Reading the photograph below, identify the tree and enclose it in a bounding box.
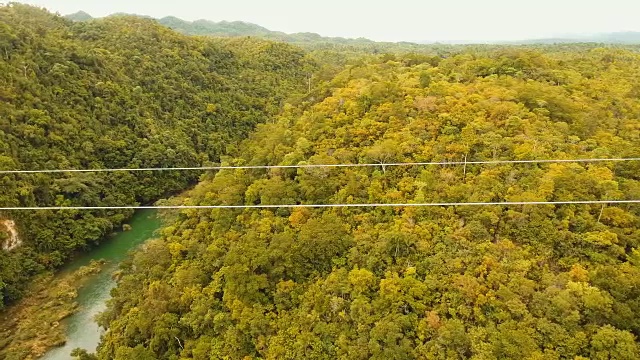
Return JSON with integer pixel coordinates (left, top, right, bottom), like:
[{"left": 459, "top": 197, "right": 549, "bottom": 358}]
[{"left": 365, "top": 139, "right": 401, "bottom": 173}]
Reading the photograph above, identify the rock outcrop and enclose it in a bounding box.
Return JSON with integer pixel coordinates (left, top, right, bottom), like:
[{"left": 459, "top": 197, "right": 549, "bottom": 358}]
[{"left": 1, "top": 220, "right": 21, "bottom": 251}]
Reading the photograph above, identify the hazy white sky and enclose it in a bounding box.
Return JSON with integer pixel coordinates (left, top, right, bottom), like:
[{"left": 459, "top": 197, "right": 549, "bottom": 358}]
[{"left": 12, "top": 0, "right": 640, "bottom": 42}]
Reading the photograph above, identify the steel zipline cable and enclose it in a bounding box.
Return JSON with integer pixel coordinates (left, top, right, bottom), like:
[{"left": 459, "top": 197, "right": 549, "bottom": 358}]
[
  {"left": 0, "top": 157, "right": 638, "bottom": 174},
  {"left": 0, "top": 200, "right": 638, "bottom": 211},
  {"left": 0, "top": 158, "right": 637, "bottom": 211}
]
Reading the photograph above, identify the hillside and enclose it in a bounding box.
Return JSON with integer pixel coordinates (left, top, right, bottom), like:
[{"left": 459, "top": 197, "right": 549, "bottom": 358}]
[
  {"left": 155, "top": 16, "right": 380, "bottom": 46},
  {"left": 95, "top": 49, "right": 640, "bottom": 358},
  {"left": 65, "top": 11, "right": 378, "bottom": 44},
  {"left": 64, "top": 12, "right": 427, "bottom": 53},
  {"left": 0, "top": 3, "right": 309, "bottom": 310}
]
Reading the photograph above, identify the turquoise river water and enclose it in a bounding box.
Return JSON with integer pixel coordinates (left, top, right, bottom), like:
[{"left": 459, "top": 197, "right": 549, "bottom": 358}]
[{"left": 41, "top": 209, "right": 161, "bottom": 359}]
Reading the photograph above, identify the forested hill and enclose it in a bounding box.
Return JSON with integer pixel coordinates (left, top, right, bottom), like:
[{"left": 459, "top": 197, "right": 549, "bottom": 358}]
[
  {"left": 97, "top": 50, "right": 640, "bottom": 359},
  {"left": 0, "top": 3, "right": 309, "bottom": 309},
  {"left": 156, "top": 16, "right": 382, "bottom": 47},
  {"left": 65, "top": 11, "right": 382, "bottom": 46},
  {"left": 64, "top": 11, "right": 450, "bottom": 53}
]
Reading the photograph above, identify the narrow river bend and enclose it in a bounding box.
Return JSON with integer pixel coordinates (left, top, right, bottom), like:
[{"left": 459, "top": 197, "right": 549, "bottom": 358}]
[{"left": 42, "top": 209, "right": 161, "bottom": 360}]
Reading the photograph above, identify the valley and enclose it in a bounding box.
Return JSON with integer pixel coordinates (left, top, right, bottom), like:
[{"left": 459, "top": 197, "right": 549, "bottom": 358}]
[{"left": 1, "top": 3, "right": 640, "bottom": 359}]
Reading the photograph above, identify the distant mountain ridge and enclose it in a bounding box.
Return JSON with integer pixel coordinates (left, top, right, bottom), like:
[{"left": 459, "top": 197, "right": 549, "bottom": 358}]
[
  {"left": 158, "top": 16, "right": 381, "bottom": 46},
  {"left": 64, "top": 11, "right": 378, "bottom": 46},
  {"left": 64, "top": 11, "right": 640, "bottom": 45},
  {"left": 64, "top": 10, "right": 92, "bottom": 22},
  {"left": 504, "top": 31, "right": 640, "bottom": 45},
  {"left": 159, "top": 16, "right": 276, "bottom": 37}
]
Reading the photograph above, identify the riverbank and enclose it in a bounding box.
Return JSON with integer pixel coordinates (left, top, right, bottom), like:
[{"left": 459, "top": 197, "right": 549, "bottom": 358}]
[
  {"left": 0, "top": 261, "right": 104, "bottom": 360},
  {"left": 0, "top": 209, "right": 162, "bottom": 360}
]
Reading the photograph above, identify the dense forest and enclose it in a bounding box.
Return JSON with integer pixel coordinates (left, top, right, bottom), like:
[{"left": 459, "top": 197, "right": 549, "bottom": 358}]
[
  {"left": 93, "top": 45, "right": 640, "bottom": 358},
  {"left": 2, "top": 3, "right": 640, "bottom": 360},
  {"left": 0, "top": 3, "right": 309, "bottom": 309}
]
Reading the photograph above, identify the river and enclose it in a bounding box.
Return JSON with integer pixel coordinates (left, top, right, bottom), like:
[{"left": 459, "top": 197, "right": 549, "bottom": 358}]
[{"left": 41, "top": 209, "right": 162, "bottom": 360}]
